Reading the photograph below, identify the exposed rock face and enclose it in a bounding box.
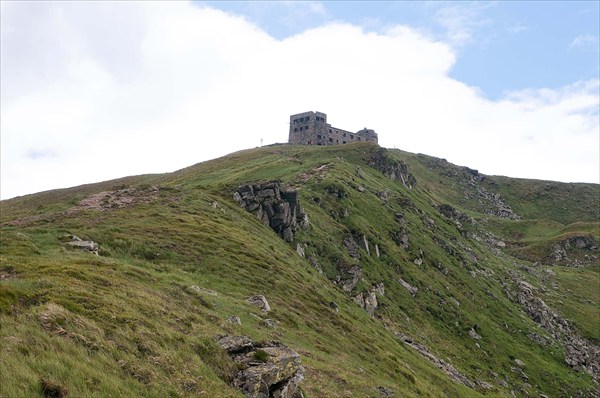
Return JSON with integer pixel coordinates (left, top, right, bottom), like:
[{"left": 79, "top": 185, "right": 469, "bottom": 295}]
[
  {"left": 516, "top": 281, "right": 600, "bottom": 382},
  {"left": 551, "top": 235, "right": 598, "bottom": 266},
  {"left": 62, "top": 235, "right": 99, "bottom": 255},
  {"left": 391, "top": 230, "right": 409, "bottom": 250},
  {"left": 420, "top": 156, "right": 519, "bottom": 219},
  {"left": 354, "top": 283, "right": 384, "bottom": 315},
  {"left": 337, "top": 264, "right": 362, "bottom": 292},
  {"left": 234, "top": 182, "right": 309, "bottom": 242},
  {"left": 370, "top": 148, "right": 416, "bottom": 189},
  {"left": 217, "top": 335, "right": 305, "bottom": 398},
  {"left": 246, "top": 295, "right": 271, "bottom": 313},
  {"left": 353, "top": 291, "right": 378, "bottom": 315},
  {"left": 343, "top": 236, "right": 361, "bottom": 259}
]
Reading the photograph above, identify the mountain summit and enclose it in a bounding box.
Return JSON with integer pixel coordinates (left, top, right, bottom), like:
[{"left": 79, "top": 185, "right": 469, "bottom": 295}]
[{"left": 1, "top": 142, "right": 598, "bottom": 397}]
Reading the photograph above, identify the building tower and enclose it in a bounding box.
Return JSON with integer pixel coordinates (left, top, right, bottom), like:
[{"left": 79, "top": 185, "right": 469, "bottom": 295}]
[{"left": 288, "top": 111, "right": 378, "bottom": 146}]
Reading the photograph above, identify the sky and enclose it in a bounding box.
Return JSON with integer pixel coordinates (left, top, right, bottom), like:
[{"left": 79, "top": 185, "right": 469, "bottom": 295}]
[{"left": 1, "top": 1, "right": 599, "bottom": 200}]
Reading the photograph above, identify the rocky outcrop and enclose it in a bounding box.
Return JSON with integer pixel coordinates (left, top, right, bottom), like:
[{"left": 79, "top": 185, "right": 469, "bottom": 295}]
[
  {"left": 61, "top": 235, "right": 99, "bottom": 255},
  {"left": 246, "top": 295, "right": 271, "bottom": 313},
  {"left": 419, "top": 156, "right": 519, "bottom": 219},
  {"left": 343, "top": 236, "right": 361, "bottom": 259},
  {"left": 217, "top": 335, "right": 305, "bottom": 398},
  {"left": 336, "top": 264, "right": 362, "bottom": 292},
  {"left": 234, "top": 182, "right": 309, "bottom": 242},
  {"left": 395, "top": 333, "right": 476, "bottom": 389},
  {"left": 551, "top": 235, "right": 598, "bottom": 266},
  {"left": 370, "top": 148, "right": 416, "bottom": 189},
  {"left": 398, "top": 278, "right": 418, "bottom": 297},
  {"left": 516, "top": 281, "right": 600, "bottom": 382},
  {"left": 391, "top": 230, "right": 409, "bottom": 250},
  {"left": 353, "top": 283, "right": 384, "bottom": 315}
]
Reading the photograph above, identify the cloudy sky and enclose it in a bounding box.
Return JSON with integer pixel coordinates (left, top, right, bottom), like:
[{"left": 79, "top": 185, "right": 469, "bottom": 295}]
[{"left": 1, "top": 1, "right": 598, "bottom": 199}]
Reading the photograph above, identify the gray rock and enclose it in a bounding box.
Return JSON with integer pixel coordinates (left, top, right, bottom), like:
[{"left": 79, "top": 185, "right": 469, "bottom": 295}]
[
  {"left": 360, "top": 235, "right": 370, "bottom": 255},
  {"left": 227, "top": 316, "right": 242, "bottom": 325},
  {"left": 343, "top": 237, "right": 360, "bottom": 259},
  {"left": 395, "top": 333, "right": 476, "bottom": 388},
  {"left": 377, "top": 189, "right": 391, "bottom": 202},
  {"left": 296, "top": 243, "right": 305, "bottom": 258},
  {"left": 370, "top": 148, "right": 416, "bottom": 189},
  {"left": 217, "top": 335, "right": 255, "bottom": 353},
  {"left": 64, "top": 235, "right": 99, "bottom": 255},
  {"left": 372, "top": 282, "right": 385, "bottom": 296},
  {"left": 515, "top": 279, "right": 600, "bottom": 382},
  {"left": 391, "top": 230, "right": 409, "bottom": 249},
  {"left": 469, "top": 328, "right": 482, "bottom": 340},
  {"left": 308, "top": 256, "right": 323, "bottom": 274},
  {"left": 217, "top": 336, "right": 305, "bottom": 398},
  {"left": 354, "top": 283, "right": 385, "bottom": 315},
  {"left": 235, "top": 182, "right": 308, "bottom": 242},
  {"left": 339, "top": 264, "right": 362, "bottom": 292},
  {"left": 189, "top": 285, "right": 218, "bottom": 295},
  {"left": 353, "top": 291, "right": 378, "bottom": 315},
  {"left": 246, "top": 295, "right": 271, "bottom": 313},
  {"left": 398, "top": 278, "right": 418, "bottom": 297},
  {"left": 261, "top": 319, "right": 278, "bottom": 329},
  {"left": 376, "top": 386, "right": 395, "bottom": 397},
  {"left": 514, "top": 359, "right": 525, "bottom": 367}
]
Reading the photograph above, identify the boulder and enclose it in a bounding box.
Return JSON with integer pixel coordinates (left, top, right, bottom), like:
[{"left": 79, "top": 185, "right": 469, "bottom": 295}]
[
  {"left": 246, "top": 295, "right": 271, "bottom": 313},
  {"left": 353, "top": 291, "right": 378, "bottom": 315},
  {"left": 296, "top": 243, "right": 305, "bottom": 258},
  {"left": 354, "top": 283, "right": 385, "bottom": 315},
  {"left": 468, "top": 328, "right": 482, "bottom": 340},
  {"left": 398, "top": 278, "right": 418, "bottom": 297},
  {"left": 217, "top": 336, "right": 305, "bottom": 398},
  {"left": 63, "top": 235, "right": 99, "bottom": 255}
]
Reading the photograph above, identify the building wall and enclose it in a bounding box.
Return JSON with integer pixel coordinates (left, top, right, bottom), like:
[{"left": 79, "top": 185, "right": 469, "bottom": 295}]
[{"left": 289, "top": 111, "right": 378, "bottom": 146}]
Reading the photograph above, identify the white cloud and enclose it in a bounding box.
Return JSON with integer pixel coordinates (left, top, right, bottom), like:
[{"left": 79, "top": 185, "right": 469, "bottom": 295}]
[
  {"left": 1, "top": 1, "right": 598, "bottom": 199},
  {"left": 570, "top": 34, "right": 599, "bottom": 51},
  {"left": 507, "top": 24, "right": 530, "bottom": 34},
  {"left": 432, "top": 2, "right": 495, "bottom": 46}
]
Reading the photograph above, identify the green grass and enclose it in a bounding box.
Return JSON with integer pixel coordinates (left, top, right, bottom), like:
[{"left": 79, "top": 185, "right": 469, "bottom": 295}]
[{"left": 1, "top": 142, "right": 598, "bottom": 397}]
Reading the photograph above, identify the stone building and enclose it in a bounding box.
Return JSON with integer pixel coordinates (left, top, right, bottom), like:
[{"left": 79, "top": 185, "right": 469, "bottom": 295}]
[{"left": 288, "top": 111, "right": 378, "bottom": 146}]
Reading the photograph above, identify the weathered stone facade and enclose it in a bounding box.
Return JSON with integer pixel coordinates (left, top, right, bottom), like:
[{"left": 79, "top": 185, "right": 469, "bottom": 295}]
[{"left": 288, "top": 111, "right": 378, "bottom": 146}]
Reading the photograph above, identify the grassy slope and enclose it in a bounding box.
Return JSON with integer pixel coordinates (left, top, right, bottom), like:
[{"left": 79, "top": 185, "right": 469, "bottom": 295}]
[{"left": 1, "top": 142, "right": 598, "bottom": 397}]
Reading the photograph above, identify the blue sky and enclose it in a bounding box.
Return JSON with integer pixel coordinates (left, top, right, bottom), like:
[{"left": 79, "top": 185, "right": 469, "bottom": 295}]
[
  {"left": 204, "top": 1, "right": 600, "bottom": 99},
  {"left": 1, "top": 1, "right": 599, "bottom": 199}
]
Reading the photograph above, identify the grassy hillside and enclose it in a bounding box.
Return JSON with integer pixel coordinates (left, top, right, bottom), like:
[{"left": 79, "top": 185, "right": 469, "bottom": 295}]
[{"left": 1, "top": 142, "right": 598, "bottom": 397}]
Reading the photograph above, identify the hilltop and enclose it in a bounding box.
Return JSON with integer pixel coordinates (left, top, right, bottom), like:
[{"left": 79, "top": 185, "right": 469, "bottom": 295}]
[{"left": 1, "top": 142, "right": 598, "bottom": 397}]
